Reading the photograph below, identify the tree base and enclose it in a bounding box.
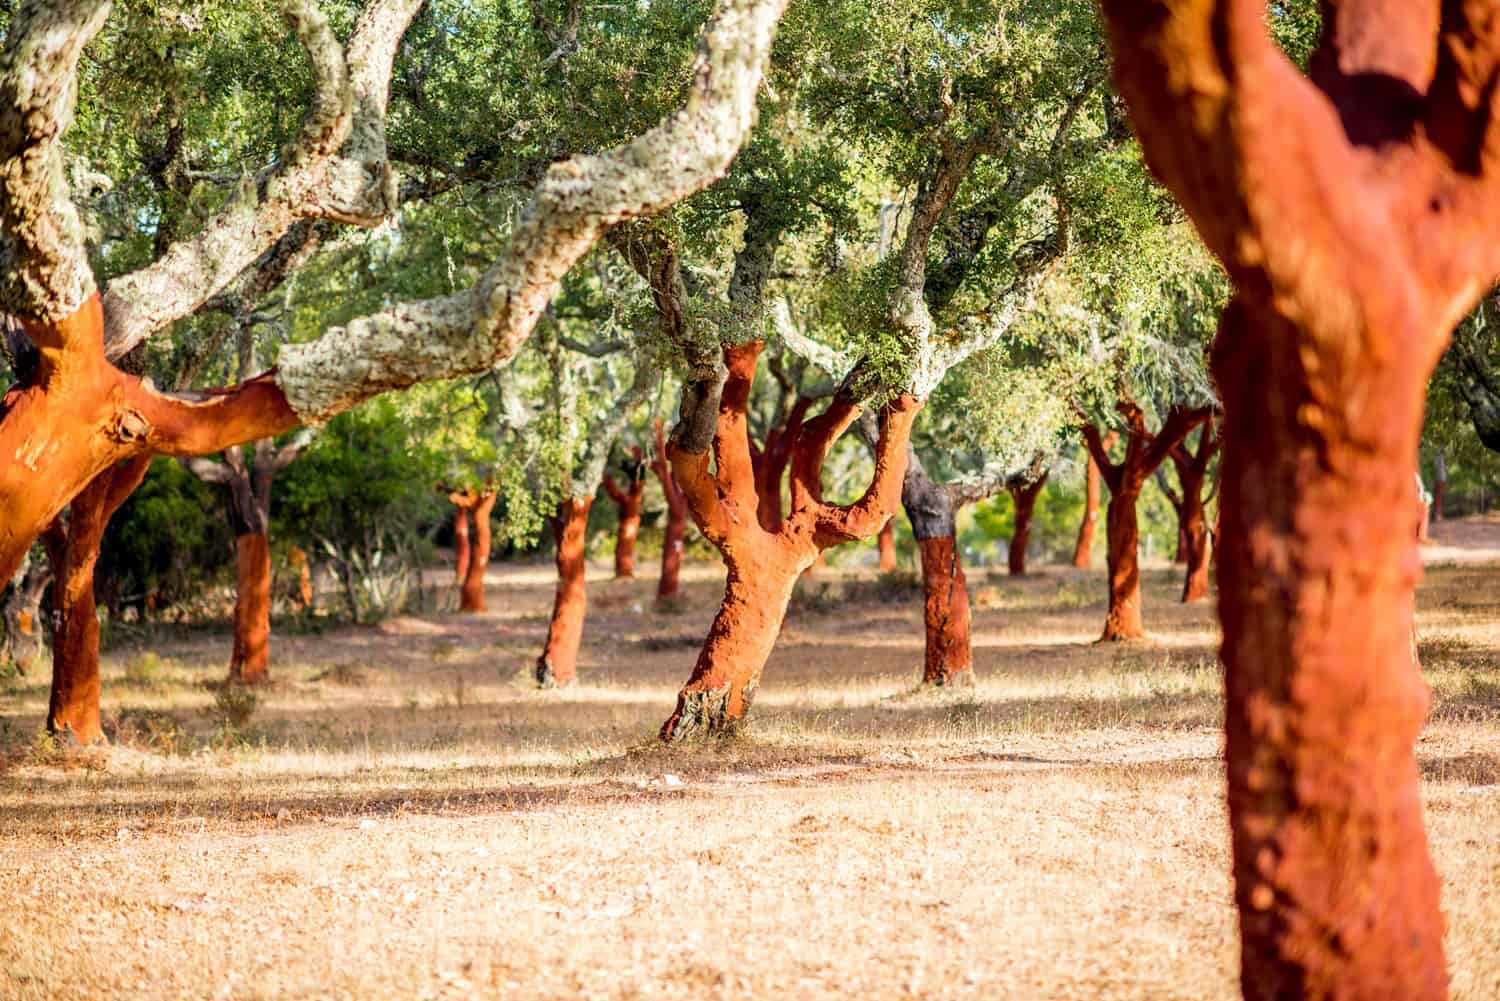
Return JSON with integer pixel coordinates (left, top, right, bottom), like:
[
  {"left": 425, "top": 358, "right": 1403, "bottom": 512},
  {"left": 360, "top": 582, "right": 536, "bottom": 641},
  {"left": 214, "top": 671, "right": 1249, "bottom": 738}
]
[
  {"left": 922, "top": 667, "right": 976, "bottom": 689},
  {"left": 534, "top": 657, "right": 576, "bottom": 690},
  {"left": 658, "top": 684, "right": 752, "bottom": 742}
]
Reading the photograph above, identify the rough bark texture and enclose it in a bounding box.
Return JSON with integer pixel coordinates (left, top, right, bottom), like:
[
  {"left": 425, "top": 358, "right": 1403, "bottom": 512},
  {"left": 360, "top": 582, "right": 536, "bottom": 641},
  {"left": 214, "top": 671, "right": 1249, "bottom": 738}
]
[
  {"left": 1072, "top": 432, "right": 1115, "bottom": 569},
  {"left": 1096, "top": 4, "right": 1465, "bottom": 995},
  {"left": 1, "top": 552, "right": 51, "bottom": 671},
  {"left": 877, "top": 518, "right": 898, "bottom": 571},
  {"left": 663, "top": 341, "right": 920, "bottom": 739},
  {"left": 535, "top": 496, "right": 592, "bottom": 688},
  {"left": 1007, "top": 473, "right": 1047, "bottom": 576},
  {"left": 603, "top": 449, "right": 646, "bottom": 580},
  {"left": 917, "top": 536, "right": 972, "bottom": 686},
  {"left": 651, "top": 420, "right": 689, "bottom": 600},
  {"left": 42, "top": 455, "right": 150, "bottom": 744},
  {"left": 0, "top": 0, "right": 788, "bottom": 583},
  {"left": 1082, "top": 404, "right": 1207, "bottom": 642}
]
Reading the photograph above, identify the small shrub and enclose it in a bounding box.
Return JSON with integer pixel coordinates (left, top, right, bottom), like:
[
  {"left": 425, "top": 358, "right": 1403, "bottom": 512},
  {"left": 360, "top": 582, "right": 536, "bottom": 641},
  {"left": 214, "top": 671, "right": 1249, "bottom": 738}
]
[
  {"left": 113, "top": 709, "right": 184, "bottom": 754},
  {"left": 207, "top": 686, "right": 258, "bottom": 744},
  {"left": 123, "top": 652, "right": 172, "bottom": 689},
  {"left": 654, "top": 594, "right": 687, "bottom": 616}
]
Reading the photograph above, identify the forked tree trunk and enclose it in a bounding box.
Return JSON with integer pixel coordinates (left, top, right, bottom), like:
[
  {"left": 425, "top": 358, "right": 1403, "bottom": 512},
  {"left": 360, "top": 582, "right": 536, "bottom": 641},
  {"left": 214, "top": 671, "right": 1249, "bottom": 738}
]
[
  {"left": 877, "top": 517, "right": 898, "bottom": 571},
  {"left": 1101, "top": 485, "right": 1145, "bottom": 641},
  {"left": 1083, "top": 405, "right": 1206, "bottom": 642},
  {"left": 1072, "top": 433, "right": 1114, "bottom": 568},
  {"left": 903, "top": 451, "right": 972, "bottom": 686},
  {"left": 451, "top": 491, "right": 496, "bottom": 613},
  {"left": 662, "top": 341, "right": 918, "bottom": 738},
  {"left": 41, "top": 457, "right": 151, "bottom": 744},
  {"left": 1007, "top": 473, "right": 1047, "bottom": 576},
  {"left": 651, "top": 421, "right": 689, "bottom": 601},
  {"left": 535, "top": 496, "right": 592, "bottom": 688}
]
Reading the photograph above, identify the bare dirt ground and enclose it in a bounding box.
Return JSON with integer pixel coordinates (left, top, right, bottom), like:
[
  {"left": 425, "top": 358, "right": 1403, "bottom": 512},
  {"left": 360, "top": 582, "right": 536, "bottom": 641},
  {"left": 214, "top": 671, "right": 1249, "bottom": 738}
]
[{"left": 2, "top": 519, "right": 1498, "bottom": 1000}]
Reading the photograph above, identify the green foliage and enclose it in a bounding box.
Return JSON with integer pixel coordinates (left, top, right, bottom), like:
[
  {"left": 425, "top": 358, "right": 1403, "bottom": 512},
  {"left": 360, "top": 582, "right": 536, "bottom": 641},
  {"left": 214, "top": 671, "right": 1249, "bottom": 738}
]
[{"left": 102, "top": 458, "right": 232, "bottom": 614}]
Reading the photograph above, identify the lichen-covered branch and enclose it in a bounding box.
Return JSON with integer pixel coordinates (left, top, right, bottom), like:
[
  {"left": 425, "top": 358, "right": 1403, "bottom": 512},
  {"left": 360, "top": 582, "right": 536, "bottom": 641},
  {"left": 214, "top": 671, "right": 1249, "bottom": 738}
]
[{"left": 278, "top": 0, "right": 791, "bottom": 422}]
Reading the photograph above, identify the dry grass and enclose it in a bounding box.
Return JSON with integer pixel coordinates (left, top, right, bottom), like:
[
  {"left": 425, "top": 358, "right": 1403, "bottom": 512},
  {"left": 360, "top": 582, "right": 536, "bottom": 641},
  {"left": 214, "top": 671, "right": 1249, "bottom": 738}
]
[{"left": 1, "top": 527, "right": 1498, "bottom": 1000}]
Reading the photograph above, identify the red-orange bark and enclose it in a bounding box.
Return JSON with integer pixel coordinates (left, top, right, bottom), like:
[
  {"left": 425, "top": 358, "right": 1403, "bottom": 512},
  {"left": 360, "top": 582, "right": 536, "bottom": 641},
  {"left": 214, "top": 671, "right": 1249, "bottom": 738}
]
[
  {"left": 877, "top": 517, "right": 898, "bottom": 571},
  {"left": 1097, "top": 7, "right": 1462, "bottom": 994},
  {"left": 1169, "top": 419, "right": 1220, "bottom": 605},
  {"left": 1083, "top": 404, "right": 1207, "bottom": 642},
  {"left": 1071, "top": 432, "right": 1115, "bottom": 569},
  {"left": 41, "top": 456, "right": 151, "bottom": 744},
  {"left": 536, "top": 495, "right": 593, "bottom": 687},
  {"left": 0, "top": 296, "right": 299, "bottom": 585},
  {"left": 917, "top": 536, "right": 972, "bottom": 685},
  {"left": 1007, "top": 474, "right": 1047, "bottom": 576},
  {"left": 450, "top": 490, "right": 496, "bottom": 613},
  {"left": 603, "top": 449, "right": 646, "bottom": 580},
  {"left": 749, "top": 396, "right": 815, "bottom": 533},
  {"left": 229, "top": 533, "right": 272, "bottom": 683},
  {"left": 650, "top": 420, "right": 689, "bottom": 600},
  {"left": 663, "top": 340, "right": 920, "bottom": 739},
  {"left": 450, "top": 497, "right": 471, "bottom": 585}
]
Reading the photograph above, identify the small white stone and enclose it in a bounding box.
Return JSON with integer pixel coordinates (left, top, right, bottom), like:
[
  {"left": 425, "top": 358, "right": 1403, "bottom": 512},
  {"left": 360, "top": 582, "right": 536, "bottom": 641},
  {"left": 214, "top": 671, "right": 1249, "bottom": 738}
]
[{"left": 662, "top": 774, "right": 684, "bottom": 788}]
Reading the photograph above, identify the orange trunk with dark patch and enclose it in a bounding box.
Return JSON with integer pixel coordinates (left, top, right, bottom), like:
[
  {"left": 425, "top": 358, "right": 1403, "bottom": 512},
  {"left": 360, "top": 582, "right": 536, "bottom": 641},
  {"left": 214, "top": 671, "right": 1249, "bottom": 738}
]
[
  {"left": 1008, "top": 474, "right": 1047, "bottom": 577},
  {"left": 917, "top": 536, "right": 972, "bottom": 686},
  {"left": 456, "top": 492, "right": 496, "bottom": 613},
  {"left": 877, "top": 518, "right": 897, "bottom": 571},
  {"left": 1101, "top": 486, "right": 1144, "bottom": 641},
  {"left": 42, "top": 456, "right": 150, "bottom": 744},
  {"left": 536, "top": 496, "right": 592, "bottom": 687},
  {"left": 229, "top": 533, "right": 272, "bottom": 683}
]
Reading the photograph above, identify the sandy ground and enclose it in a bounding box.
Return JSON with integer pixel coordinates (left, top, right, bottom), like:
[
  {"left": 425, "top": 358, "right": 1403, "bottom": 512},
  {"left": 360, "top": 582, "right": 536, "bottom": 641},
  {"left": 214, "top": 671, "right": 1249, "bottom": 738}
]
[{"left": 1, "top": 523, "right": 1498, "bottom": 1000}]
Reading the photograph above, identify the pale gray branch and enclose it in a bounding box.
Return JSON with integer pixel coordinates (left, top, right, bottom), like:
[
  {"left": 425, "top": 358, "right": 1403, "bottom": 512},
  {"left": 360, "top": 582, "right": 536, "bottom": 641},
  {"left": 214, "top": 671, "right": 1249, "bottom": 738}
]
[{"left": 275, "top": 0, "right": 790, "bottom": 423}]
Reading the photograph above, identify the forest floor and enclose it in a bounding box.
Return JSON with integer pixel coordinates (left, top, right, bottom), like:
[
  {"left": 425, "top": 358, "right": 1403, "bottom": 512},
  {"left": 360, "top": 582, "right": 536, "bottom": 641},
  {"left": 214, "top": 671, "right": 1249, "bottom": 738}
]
[{"left": 2, "top": 520, "right": 1499, "bottom": 1000}]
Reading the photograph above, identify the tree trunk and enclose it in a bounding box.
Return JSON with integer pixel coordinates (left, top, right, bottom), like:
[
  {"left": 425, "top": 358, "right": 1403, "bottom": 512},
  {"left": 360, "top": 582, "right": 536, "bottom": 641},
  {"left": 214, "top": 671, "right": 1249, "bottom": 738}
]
[
  {"left": 1101, "top": 485, "right": 1144, "bottom": 641},
  {"left": 42, "top": 457, "right": 151, "bottom": 744},
  {"left": 536, "top": 496, "right": 592, "bottom": 688},
  {"left": 903, "top": 457, "right": 972, "bottom": 685},
  {"left": 604, "top": 472, "right": 645, "bottom": 579},
  {"left": 1008, "top": 474, "right": 1047, "bottom": 576},
  {"left": 651, "top": 420, "right": 689, "bottom": 601},
  {"left": 1179, "top": 472, "right": 1210, "bottom": 603},
  {"left": 1214, "top": 300, "right": 1445, "bottom": 999},
  {"left": 2, "top": 554, "right": 51, "bottom": 671},
  {"left": 452, "top": 502, "right": 471, "bottom": 585},
  {"left": 1432, "top": 451, "right": 1446, "bottom": 522},
  {"left": 229, "top": 533, "right": 272, "bottom": 683},
  {"left": 877, "top": 517, "right": 898, "bottom": 570},
  {"left": 288, "top": 545, "right": 313, "bottom": 610},
  {"left": 917, "top": 536, "right": 973, "bottom": 686},
  {"left": 658, "top": 545, "right": 802, "bottom": 739},
  {"left": 1072, "top": 435, "right": 1112, "bottom": 569},
  {"left": 458, "top": 492, "right": 496, "bottom": 613}
]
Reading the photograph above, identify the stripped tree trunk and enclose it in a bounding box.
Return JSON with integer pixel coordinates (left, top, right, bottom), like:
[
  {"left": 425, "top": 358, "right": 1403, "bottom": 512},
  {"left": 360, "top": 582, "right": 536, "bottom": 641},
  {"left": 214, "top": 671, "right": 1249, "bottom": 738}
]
[
  {"left": 535, "top": 496, "right": 593, "bottom": 688},
  {"left": 650, "top": 420, "right": 689, "bottom": 600},
  {"left": 1, "top": 551, "right": 51, "bottom": 672},
  {"left": 1169, "top": 418, "right": 1220, "bottom": 604},
  {"left": 663, "top": 341, "right": 919, "bottom": 738},
  {"left": 1095, "top": 6, "right": 1470, "bottom": 994},
  {"left": 1007, "top": 472, "right": 1047, "bottom": 576},
  {"left": 1072, "top": 432, "right": 1115, "bottom": 568},
  {"left": 451, "top": 500, "right": 471, "bottom": 586},
  {"left": 448, "top": 490, "right": 497, "bottom": 613},
  {"left": 41, "top": 457, "right": 151, "bottom": 744},
  {"left": 603, "top": 448, "right": 646, "bottom": 580},
  {"left": 900, "top": 448, "right": 972, "bottom": 686},
  {"left": 1083, "top": 404, "right": 1208, "bottom": 642},
  {"left": 877, "top": 517, "right": 898, "bottom": 571}
]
